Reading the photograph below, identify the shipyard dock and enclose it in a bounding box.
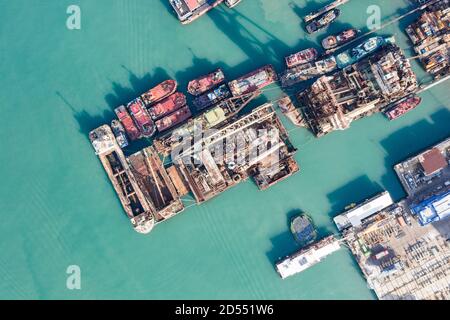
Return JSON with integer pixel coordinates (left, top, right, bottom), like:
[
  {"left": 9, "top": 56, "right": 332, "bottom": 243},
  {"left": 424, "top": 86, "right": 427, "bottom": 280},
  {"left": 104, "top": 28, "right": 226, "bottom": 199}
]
[
  {"left": 298, "top": 42, "right": 418, "bottom": 137},
  {"left": 338, "top": 137, "right": 450, "bottom": 300}
]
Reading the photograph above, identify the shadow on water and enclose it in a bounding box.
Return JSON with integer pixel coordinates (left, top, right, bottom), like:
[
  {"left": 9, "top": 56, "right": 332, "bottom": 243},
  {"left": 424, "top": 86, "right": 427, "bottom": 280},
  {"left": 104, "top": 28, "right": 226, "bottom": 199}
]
[
  {"left": 104, "top": 66, "right": 171, "bottom": 109},
  {"left": 326, "top": 175, "right": 384, "bottom": 220},
  {"left": 208, "top": 5, "right": 320, "bottom": 72},
  {"left": 266, "top": 209, "right": 331, "bottom": 265}
]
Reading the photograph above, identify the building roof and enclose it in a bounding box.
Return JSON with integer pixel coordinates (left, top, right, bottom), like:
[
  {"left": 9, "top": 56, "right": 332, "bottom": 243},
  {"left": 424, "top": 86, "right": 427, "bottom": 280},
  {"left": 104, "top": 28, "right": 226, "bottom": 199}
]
[
  {"left": 334, "top": 191, "right": 394, "bottom": 231},
  {"left": 420, "top": 148, "right": 447, "bottom": 176}
]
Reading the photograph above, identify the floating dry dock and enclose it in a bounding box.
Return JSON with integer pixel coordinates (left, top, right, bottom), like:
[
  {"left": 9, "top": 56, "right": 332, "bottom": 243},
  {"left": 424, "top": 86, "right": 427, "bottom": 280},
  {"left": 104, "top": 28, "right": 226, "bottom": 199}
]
[
  {"left": 89, "top": 125, "right": 156, "bottom": 233},
  {"left": 91, "top": 102, "right": 299, "bottom": 233},
  {"left": 173, "top": 103, "right": 299, "bottom": 202}
]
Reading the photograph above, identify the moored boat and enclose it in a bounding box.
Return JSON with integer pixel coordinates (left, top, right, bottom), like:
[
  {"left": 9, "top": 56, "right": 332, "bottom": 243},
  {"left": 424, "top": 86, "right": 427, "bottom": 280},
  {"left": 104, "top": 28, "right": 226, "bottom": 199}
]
[
  {"left": 384, "top": 95, "right": 422, "bottom": 120},
  {"left": 228, "top": 65, "right": 277, "bottom": 96},
  {"left": 147, "top": 92, "right": 187, "bottom": 120},
  {"left": 156, "top": 106, "right": 192, "bottom": 132},
  {"left": 335, "top": 36, "right": 394, "bottom": 69},
  {"left": 169, "top": 0, "right": 224, "bottom": 25},
  {"left": 193, "top": 84, "right": 232, "bottom": 111},
  {"left": 305, "top": 9, "right": 340, "bottom": 34},
  {"left": 225, "top": 0, "right": 242, "bottom": 8},
  {"left": 290, "top": 213, "right": 318, "bottom": 247},
  {"left": 281, "top": 56, "right": 337, "bottom": 87},
  {"left": 188, "top": 68, "right": 225, "bottom": 96},
  {"left": 303, "top": 0, "right": 349, "bottom": 23},
  {"left": 115, "top": 105, "right": 142, "bottom": 141},
  {"left": 141, "top": 80, "right": 177, "bottom": 106},
  {"left": 127, "top": 98, "right": 156, "bottom": 137},
  {"left": 285, "top": 48, "right": 319, "bottom": 68},
  {"left": 111, "top": 120, "right": 129, "bottom": 148},
  {"left": 321, "top": 28, "right": 359, "bottom": 49}
]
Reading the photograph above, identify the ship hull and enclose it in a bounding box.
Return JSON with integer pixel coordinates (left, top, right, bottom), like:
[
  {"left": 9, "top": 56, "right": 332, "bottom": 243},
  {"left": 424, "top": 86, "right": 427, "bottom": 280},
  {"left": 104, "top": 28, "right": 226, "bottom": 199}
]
[
  {"left": 141, "top": 80, "right": 177, "bottom": 106},
  {"left": 115, "top": 106, "right": 142, "bottom": 141},
  {"left": 156, "top": 106, "right": 192, "bottom": 132},
  {"left": 384, "top": 96, "right": 422, "bottom": 120},
  {"left": 285, "top": 48, "right": 319, "bottom": 68},
  {"left": 228, "top": 65, "right": 277, "bottom": 96},
  {"left": 305, "top": 9, "right": 340, "bottom": 34},
  {"left": 193, "top": 84, "right": 232, "bottom": 111},
  {"left": 148, "top": 92, "right": 187, "bottom": 120},
  {"left": 127, "top": 98, "right": 156, "bottom": 138},
  {"left": 322, "top": 29, "right": 359, "bottom": 49},
  {"left": 188, "top": 68, "right": 225, "bottom": 96}
]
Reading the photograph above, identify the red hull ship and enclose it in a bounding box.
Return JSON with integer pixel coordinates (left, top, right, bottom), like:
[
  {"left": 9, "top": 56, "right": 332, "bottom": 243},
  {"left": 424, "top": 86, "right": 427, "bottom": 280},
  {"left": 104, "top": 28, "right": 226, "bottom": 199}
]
[
  {"left": 228, "top": 65, "right": 278, "bottom": 96},
  {"left": 141, "top": 80, "right": 177, "bottom": 106},
  {"left": 127, "top": 98, "right": 156, "bottom": 137},
  {"left": 115, "top": 105, "right": 141, "bottom": 141},
  {"left": 385, "top": 96, "right": 422, "bottom": 120},
  {"left": 285, "top": 48, "right": 319, "bottom": 68},
  {"left": 187, "top": 69, "right": 225, "bottom": 96},
  {"left": 156, "top": 106, "right": 192, "bottom": 132},
  {"left": 147, "top": 92, "right": 187, "bottom": 120}
]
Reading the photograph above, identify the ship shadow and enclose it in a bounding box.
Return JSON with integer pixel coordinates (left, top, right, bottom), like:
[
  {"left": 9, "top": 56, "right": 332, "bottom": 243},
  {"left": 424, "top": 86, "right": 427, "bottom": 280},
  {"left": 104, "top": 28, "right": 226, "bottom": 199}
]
[
  {"left": 265, "top": 209, "right": 331, "bottom": 265},
  {"left": 326, "top": 175, "right": 384, "bottom": 220},
  {"left": 104, "top": 66, "right": 172, "bottom": 109},
  {"left": 158, "top": 0, "right": 179, "bottom": 22}
]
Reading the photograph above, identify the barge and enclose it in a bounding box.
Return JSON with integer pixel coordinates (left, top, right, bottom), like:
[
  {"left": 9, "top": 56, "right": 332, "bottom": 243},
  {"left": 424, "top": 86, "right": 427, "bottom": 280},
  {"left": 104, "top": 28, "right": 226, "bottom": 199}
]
[
  {"left": 228, "top": 65, "right": 277, "bottom": 96},
  {"left": 322, "top": 29, "right": 359, "bottom": 50},
  {"left": 147, "top": 92, "right": 187, "bottom": 120},
  {"left": 155, "top": 106, "right": 192, "bottom": 132},
  {"left": 285, "top": 48, "right": 319, "bottom": 68},
  {"left": 187, "top": 68, "right": 225, "bottom": 96},
  {"left": 384, "top": 95, "right": 422, "bottom": 120},
  {"left": 193, "top": 84, "right": 232, "bottom": 111},
  {"left": 89, "top": 125, "right": 155, "bottom": 234}
]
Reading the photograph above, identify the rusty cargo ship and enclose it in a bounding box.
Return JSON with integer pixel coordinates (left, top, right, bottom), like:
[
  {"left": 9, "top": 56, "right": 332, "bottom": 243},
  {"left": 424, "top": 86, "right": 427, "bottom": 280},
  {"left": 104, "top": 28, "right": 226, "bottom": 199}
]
[
  {"left": 188, "top": 68, "right": 225, "bottom": 96},
  {"left": 147, "top": 92, "right": 187, "bottom": 120}
]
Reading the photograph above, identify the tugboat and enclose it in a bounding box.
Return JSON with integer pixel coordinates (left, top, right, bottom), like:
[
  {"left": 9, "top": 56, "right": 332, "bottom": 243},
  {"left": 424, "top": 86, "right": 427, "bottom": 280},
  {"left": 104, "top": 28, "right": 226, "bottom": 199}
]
[
  {"left": 141, "top": 80, "right": 177, "bottom": 106},
  {"left": 115, "top": 105, "right": 141, "bottom": 141},
  {"left": 193, "top": 84, "right": 232, "bottom": 111},
  {"left": 155, "top": 106, "right": 192, "bottom": 132},
  {"left": 322, "top": 29, "right": 359, "bottom": 50},
  {"left": 127, "top": 98, "right": 156, "bottom": 137},
  {"left": 384, "top": 95, "right": 422, "bottom": 120},
  {"left": 305, "top": 9, "right": 340, "bottom": 34},
  {"left": 187, "top": 68, "right": 225, "bottom": 96},
  {"left": 285, "top": 48, "right": 319, "bottom": 68},
  {"left": 111, "top": 120, "right": 129, "bottom": 148},
  {"left": 290, "top": 213, "right": 318, "bottom": 247},
  {"left": 228, "top": 65, "right": 277, "bottom": 96},
  {"left": 147, "top": 92, "right": 187, "bottom": 120}
]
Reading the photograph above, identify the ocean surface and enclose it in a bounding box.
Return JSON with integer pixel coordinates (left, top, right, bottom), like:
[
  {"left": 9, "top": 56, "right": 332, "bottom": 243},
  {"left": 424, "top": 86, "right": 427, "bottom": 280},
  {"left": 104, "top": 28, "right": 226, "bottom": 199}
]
[{"left": 0, "top": 0, "right": 449, "bottom": 299}]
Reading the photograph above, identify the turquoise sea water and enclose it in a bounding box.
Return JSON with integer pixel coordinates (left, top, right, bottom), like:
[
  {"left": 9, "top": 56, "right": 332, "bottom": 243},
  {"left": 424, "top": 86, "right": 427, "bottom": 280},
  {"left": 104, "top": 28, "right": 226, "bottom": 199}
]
[{"left": 0, "top": 0, "right": 449, "bottom": 299}]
